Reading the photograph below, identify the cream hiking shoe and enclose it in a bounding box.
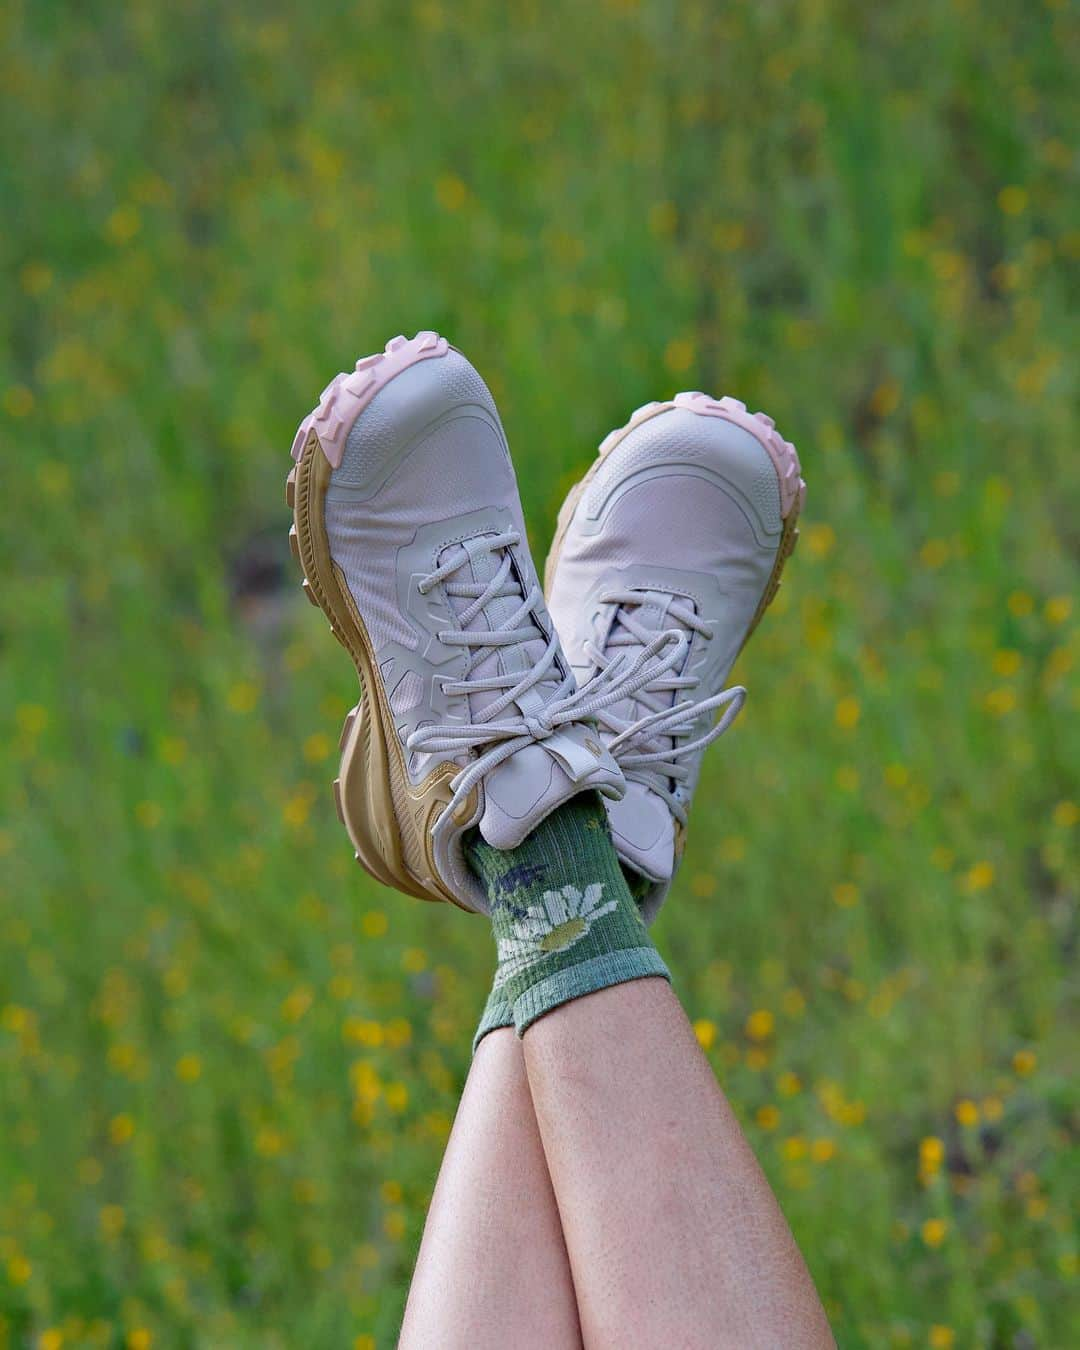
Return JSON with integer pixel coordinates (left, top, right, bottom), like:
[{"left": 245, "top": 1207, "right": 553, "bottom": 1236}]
[
  {"left": 288, "top": 333, "right": 671, "bottom": 913},
  {"left": 545, "top": 392, "right": 805, "bottom": 921}
]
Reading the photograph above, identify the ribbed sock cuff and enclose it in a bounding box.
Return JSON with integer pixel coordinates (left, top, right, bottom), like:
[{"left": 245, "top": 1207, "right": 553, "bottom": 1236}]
[
  {"left": 472, "top": 992, "right": 515, "bottom": 1055},
  {"left": 513, "top": 947, "right": 671, "bottom": 1036}
]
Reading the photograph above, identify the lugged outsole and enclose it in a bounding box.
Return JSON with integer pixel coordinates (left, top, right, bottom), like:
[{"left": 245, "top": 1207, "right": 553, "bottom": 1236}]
[
  {"left": 290, "top": 331, "right": 450, "bottom": 469},
  {"left": 285, "top": 333, "right": 470, "bottom": 910},
  {"left": 545, "top": 391, "right": 806, "bottom": 647},
  {"left": 668, "top": 392, "right": 805, "bottom": 522}
]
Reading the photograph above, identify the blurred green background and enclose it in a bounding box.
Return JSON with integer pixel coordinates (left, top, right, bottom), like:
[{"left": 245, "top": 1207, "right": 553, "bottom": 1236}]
[{"left": 2, "top": 0, "right": 1077, "bottom": 1346}]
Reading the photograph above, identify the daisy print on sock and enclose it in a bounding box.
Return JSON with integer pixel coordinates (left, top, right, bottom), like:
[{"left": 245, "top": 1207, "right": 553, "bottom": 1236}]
[{"left": 493, "top": 883, "right": 616, "bottom": 990}]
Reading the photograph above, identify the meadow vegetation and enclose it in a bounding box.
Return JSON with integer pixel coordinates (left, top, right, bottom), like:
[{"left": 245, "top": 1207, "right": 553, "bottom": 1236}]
[{"left": 1, "top": 1, "right": 1077, "bottom": 1345}]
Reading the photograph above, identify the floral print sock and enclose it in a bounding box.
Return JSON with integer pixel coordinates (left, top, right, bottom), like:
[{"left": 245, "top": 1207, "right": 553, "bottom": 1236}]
[{"left": 465, "top": 793, "right": 670, "bottom": 1036}]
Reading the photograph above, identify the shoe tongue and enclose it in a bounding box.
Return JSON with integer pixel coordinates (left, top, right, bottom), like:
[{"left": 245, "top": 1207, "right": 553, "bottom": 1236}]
[
  {"left": 605, "top": 588, "right": 690, "bottom": 728},
  {"left": 478, "top": 736, "right": 625, "bottom": 849},
  {"left": 605, "top": 780, "right": 676, "bottom": 883},
  {"left": 438, "top": 536, "right": 555, "bottom": 723},
  {"left": 601, "top": 589, "right": 697, "bottom": 806}
]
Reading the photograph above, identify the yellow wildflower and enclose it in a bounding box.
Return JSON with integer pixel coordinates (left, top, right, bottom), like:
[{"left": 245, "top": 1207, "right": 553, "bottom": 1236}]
[
  {"left": 921, "top": 1218, "right": 947, "bottom": 1248},
  {"left": 693, "top": 1018, "right": 717, "bottom": 1050},
  {"left": 745, "top": 1009, "right": 774, "bottom": 1041}
]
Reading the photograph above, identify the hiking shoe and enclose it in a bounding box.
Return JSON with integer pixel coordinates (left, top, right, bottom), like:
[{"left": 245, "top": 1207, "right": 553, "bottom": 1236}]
[
  {"left": 287, "top": 333, "right": 668, "bottom": 913},
  {"left": 545, "top": 392, "right": 805, "bottom": 921}
]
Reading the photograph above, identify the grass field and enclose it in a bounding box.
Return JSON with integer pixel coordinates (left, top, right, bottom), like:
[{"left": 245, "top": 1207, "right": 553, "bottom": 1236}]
[{"left": 2, "top": 1, "right": 1078, "bottom": 1345}]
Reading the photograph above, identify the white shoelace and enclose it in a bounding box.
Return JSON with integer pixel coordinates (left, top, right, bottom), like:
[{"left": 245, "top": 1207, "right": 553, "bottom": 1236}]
[
  {"left": 584, "top": 589, "right": 746, "bottom": 826},
  {"left": 405, "top": 533, "right": 689, "bottom": 837}
]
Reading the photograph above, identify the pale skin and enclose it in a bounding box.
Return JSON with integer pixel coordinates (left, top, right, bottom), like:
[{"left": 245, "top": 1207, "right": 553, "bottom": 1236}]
[
  {"left": 401, "top": 977, "right": 834, "bottom": 1349},
  {"left": 398, "top": 1024, "right": 583, "bottom": 1349}
]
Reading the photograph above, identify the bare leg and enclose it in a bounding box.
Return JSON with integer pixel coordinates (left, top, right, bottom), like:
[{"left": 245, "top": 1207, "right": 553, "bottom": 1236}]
[
  {"left": 523, "top": 977, "right": 834, "bottom": 1349},
  {"left": 399, "top": 1028, "right": 582, "bottom": 1350}
]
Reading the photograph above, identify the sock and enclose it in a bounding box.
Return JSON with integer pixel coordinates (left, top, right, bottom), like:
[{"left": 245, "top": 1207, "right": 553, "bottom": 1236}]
[
  {"left": 465, "top": 793, "right": 670, "bottom": 1035},
  {"left": 471, "top": 869, "right": 655, "bottom": 1053},
  {"left": 471, "top": 845, "right": 659, "bottom": 1052},
  {"left": 472, "top": 984, "right": 514, "bottom": 1054}
]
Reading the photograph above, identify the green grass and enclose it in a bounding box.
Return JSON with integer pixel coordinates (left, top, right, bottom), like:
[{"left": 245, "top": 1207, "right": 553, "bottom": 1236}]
[{"left": 2, "top": 1, "right": 1077, "bottom": 1345}]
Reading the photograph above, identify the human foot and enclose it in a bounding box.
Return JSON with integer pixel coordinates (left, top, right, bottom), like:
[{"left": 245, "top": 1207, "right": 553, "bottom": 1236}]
[
  {"left": 288, "top": 332, "right": 648, "bottom": 912},
  {"left": 545, "top": 392, "right": 805, "bottom": 920}
]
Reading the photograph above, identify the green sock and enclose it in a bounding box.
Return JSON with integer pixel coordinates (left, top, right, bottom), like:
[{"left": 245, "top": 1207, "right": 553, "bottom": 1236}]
[
  {"left": 472, "top": 845, "right": 658, "bottom": 1052},
  {"left": 465, "top": 793, "right": 670, "bottom": 1035}
]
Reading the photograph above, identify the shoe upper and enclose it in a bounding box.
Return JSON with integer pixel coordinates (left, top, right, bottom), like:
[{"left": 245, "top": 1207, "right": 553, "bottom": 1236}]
[
  {"left": 546, "top": 394, "right": 803, "bottom": 922},
  {"left": 319, "top": 336, "right": 635, "bottom": 911}
]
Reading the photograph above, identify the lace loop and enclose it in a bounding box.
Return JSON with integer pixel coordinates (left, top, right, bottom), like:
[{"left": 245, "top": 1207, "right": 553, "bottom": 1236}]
[{"left": 523, "top": 712, "right": 554, "bottom": 741}]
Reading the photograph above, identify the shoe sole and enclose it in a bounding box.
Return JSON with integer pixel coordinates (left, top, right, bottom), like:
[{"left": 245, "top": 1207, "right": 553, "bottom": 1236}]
[
  {"left": 285, "top": 333, "right": 476, "bottom": 910},
  {"left": 544, "top": 392, "right": 806, "bottom": 650}
]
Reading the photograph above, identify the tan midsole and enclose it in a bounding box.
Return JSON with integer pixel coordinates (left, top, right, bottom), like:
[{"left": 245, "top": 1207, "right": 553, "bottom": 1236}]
[{"left": 290, "top": 429, "right": 472, "bottom": 909}]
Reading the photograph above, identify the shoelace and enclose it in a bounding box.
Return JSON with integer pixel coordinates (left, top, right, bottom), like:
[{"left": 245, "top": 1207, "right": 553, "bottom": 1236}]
[
  {"left": 584, "top": 589, "right": 746, "bottom": 826},
  {"left": 405, "top": 533, "right": 689, "bottom": 837}
]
